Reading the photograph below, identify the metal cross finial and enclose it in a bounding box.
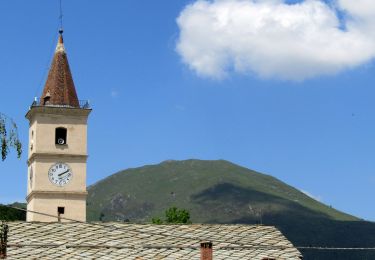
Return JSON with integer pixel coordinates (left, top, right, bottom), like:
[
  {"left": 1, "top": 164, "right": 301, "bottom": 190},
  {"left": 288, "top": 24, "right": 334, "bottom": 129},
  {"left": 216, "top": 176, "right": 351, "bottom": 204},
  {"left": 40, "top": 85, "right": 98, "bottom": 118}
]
[{"left": 59, "top": 0, "right": 64, "bottom": 33}]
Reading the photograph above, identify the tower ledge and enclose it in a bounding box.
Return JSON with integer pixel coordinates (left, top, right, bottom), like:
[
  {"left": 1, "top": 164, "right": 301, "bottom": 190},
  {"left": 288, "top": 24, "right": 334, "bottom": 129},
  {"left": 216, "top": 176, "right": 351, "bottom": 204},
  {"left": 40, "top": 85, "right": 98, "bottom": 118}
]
[{"left": 26, "top": 103, "right": 91, "bottom": 121}]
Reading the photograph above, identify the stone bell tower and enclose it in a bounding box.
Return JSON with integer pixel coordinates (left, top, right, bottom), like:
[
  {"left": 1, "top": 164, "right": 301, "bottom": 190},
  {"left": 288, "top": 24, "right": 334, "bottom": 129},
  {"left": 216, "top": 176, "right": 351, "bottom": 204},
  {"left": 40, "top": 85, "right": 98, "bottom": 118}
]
[{"left": 26, "top": 30, "right": 91, "bottom": 222}]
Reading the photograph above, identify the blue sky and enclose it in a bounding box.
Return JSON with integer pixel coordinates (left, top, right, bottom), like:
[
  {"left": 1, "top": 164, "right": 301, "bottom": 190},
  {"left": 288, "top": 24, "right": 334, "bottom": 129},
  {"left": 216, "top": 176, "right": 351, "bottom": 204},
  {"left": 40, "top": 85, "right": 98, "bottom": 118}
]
[{"left": 0, "top": 0, "right": 375, "bottom": 221}]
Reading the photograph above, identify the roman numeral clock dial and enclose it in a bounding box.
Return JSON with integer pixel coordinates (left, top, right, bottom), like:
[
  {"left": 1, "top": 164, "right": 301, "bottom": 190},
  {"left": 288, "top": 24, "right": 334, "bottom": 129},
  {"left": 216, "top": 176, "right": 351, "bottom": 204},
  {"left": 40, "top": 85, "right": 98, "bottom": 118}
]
[{"left": 48, "top": 163, "right": 73, "bottom": 187}]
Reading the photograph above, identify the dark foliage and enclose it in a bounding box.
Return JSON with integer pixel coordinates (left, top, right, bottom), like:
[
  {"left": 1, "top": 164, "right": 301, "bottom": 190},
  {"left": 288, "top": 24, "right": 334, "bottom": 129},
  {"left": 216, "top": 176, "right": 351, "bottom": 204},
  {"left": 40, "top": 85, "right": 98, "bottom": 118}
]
[
  {"left": 0, "top": 204, "right": 26, "bottom": 221},
  {"left": 152, "top": 206, "right": 191, "bottom": 224},
  {"left": 0, "top": 113, "right": 22, "bottom": 161}
]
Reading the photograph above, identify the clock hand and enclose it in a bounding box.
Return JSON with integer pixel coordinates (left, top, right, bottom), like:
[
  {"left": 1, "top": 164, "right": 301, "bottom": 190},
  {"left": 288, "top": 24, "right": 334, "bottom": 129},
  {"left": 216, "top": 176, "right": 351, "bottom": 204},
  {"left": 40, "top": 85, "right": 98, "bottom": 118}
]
[{"left": 58, "top": 170, "right": 70, "bottom": 177}]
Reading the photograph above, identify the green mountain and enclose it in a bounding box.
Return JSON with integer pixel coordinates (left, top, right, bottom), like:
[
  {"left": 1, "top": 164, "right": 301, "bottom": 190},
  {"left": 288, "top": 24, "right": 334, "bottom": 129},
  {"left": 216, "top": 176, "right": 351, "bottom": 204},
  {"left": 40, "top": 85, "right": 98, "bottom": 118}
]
[
  {"left": 88, "top": 159, "right": 355, "bottom": 222},
  {"left": 0, "top": 203, "right": 26, "bottom": 221},
  {"left": 85, "top": 159, "right": 375, "bottom": 259}
]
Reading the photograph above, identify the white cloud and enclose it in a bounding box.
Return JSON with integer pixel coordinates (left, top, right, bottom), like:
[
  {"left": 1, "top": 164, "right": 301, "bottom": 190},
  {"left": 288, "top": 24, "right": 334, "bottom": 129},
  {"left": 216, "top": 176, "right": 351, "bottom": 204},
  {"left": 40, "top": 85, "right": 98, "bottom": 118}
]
[
  {"left": 176, "top": 0, "right": 375, "bottom": 81},
  {"left": 110, "top": 89, "right": 119, "bottom": 98},
  {"left": 339, "top": 0, "right": 375, "bottom": 19}
]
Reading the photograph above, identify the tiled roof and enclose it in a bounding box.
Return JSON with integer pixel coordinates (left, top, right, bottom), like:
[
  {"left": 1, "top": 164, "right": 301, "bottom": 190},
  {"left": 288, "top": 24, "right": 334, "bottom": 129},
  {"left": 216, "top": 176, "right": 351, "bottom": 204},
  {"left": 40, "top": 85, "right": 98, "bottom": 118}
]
[
  {"left": 39, "top": 32, "right": 80, "bottom": 108},
  {"left": 6, "top": 222, "right": 302, "bottom": 259}
]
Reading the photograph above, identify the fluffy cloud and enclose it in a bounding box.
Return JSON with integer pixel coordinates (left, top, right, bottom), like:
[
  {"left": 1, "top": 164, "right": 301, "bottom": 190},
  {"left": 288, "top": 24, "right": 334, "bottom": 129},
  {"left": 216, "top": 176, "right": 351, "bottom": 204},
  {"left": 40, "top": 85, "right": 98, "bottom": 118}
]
[{"left": 176, "top": 0, "right": 375, "bottom": 81}]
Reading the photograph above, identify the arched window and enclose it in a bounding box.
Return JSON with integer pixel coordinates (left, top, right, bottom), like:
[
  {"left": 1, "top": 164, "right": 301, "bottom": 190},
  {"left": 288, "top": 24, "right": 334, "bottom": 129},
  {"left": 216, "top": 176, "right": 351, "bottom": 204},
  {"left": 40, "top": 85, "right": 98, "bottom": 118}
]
[{"left": 55, "top": 127, "right": 67, "bottom": 145}]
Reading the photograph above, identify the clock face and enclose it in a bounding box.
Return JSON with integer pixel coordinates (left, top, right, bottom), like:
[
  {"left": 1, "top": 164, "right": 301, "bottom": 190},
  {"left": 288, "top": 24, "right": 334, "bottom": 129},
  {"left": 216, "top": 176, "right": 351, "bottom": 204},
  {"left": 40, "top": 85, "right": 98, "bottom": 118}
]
[{"left": 48, "top": 163, "right": 73, "bottom": 187}]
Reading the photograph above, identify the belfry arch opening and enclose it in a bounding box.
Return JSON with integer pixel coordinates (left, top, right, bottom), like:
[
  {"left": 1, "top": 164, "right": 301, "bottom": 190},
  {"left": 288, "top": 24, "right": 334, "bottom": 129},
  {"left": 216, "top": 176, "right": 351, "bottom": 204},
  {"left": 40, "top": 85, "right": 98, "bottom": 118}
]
[{"left": 55, "top": 127, "right": 67, "bottom": 145}]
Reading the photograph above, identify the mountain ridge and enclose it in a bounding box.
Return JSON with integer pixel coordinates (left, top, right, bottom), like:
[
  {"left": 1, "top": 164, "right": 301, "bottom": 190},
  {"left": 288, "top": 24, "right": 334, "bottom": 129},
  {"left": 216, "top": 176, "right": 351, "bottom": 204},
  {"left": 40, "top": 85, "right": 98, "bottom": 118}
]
[{"left": 88, "top": 159, "right": 357, "bottom": 222}]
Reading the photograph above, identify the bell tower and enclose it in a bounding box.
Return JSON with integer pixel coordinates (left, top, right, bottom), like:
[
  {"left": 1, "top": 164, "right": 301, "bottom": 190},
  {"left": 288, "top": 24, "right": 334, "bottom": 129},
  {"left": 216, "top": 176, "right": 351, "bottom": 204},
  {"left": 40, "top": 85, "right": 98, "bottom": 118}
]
[{"left": 26, "top": 30, "right": 91, "bottom": 222}]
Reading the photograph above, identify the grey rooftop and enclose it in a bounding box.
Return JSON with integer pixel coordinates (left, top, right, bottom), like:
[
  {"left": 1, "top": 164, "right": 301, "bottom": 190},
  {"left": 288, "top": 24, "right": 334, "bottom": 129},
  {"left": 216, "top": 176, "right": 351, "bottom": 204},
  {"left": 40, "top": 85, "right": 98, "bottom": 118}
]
[{"left": 6, "top": 222, "right": 302, "bottom": 259}]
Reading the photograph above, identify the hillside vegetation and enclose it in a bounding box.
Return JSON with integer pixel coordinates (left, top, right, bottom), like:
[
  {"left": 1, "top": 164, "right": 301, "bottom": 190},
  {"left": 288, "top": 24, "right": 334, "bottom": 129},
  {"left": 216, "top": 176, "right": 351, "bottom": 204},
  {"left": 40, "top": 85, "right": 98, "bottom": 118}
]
[
  {"left": 87, "top": 160, "right": 375, "bottom": 259},
  {"left": 0, "top": 203, "right": 26, "bottom": 221},
  {"left": 88, "top": 159, "right": 355, "bottom": 222}
]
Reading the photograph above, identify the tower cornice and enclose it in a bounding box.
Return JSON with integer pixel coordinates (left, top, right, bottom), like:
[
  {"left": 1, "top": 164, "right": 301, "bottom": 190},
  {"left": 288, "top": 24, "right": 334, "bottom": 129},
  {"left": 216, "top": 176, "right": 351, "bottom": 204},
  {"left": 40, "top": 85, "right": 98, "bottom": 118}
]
[
  {"left": 26, "top": 105, "right": 91, "bottom": 121},
  {"left": 26, "top": 190, "right": 88, "bottom": 203},
  {"left": 27, "top": 153, "right": 88, "bottom": 166}
]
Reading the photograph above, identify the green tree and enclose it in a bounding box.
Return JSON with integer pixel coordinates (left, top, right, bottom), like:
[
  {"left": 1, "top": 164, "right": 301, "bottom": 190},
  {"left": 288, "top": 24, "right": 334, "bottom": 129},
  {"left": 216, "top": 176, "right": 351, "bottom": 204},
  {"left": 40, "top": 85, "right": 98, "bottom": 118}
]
[
  {"left": 0, "top": 113, "right": 22, "bottom": 161},
  {"left": 152, "top": 206, "right": 191, "bottom": 224},
  {"left": 165, "top": 206, "right": 191, "bottom": 224},
  {"left": 151, "top": 217, "right": 163, "bottom": 224}
]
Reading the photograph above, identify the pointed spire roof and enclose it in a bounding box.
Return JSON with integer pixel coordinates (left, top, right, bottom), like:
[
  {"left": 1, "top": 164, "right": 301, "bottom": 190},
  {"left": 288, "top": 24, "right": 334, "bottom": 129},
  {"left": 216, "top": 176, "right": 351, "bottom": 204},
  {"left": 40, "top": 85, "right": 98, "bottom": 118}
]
[{"left": 40, "top": 30, "right": 80, "bottom": 107}]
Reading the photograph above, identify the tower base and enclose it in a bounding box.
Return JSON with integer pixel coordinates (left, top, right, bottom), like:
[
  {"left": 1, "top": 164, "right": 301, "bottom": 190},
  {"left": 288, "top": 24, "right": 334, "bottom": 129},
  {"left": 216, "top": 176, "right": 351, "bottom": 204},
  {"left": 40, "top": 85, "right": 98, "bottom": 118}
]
[{"left": 26, "top": 191, "right": 87, "bottom": 222}]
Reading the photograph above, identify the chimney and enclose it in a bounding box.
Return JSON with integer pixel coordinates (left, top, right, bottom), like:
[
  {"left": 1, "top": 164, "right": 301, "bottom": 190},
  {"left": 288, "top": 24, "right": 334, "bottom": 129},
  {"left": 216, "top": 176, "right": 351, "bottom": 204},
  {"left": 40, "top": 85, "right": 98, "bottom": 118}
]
[
  {"left": 0, "top": 222, "right": 8, "bottom": 259},
  {"left": 200, "top": 242, "right": 213, "bottom": 260}
]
